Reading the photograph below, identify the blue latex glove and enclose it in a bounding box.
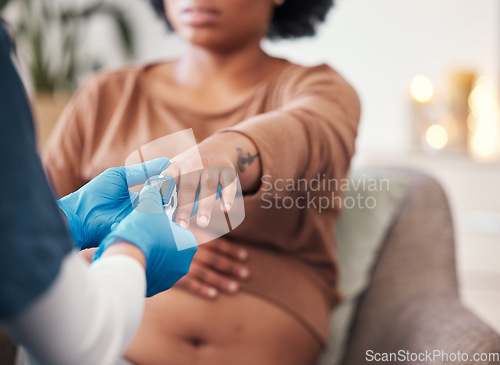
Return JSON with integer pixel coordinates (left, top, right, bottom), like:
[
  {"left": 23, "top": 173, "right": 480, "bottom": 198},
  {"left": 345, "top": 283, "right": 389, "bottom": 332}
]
[
  {"left": 57, "top": 158, "right": 170, "bottom": 250},
  {"left": 93, "top": 185, "right": 197, "bottom": 297}
]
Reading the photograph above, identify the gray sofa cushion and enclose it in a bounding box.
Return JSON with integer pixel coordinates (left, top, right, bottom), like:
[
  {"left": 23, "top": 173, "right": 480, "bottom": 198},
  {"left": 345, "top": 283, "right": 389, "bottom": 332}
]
[{"left": 318, "top": 170, "right": 409, "bottom": 365}]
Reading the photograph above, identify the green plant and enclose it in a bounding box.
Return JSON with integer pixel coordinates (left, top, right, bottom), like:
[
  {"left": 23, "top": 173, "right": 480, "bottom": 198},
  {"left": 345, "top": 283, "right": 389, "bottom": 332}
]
[
  {"left": 1, "top": 0, "right": 135, "bottom": 93},
  {"left": 0, "top": 0, "right": 9, "bottom": 11}
]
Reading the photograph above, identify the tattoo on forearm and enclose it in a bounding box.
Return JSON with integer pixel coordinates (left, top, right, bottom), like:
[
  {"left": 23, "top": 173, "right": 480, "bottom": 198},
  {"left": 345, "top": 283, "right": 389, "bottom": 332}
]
[{"left": 236, "top": 148, "right": 259, "bottom": 173}]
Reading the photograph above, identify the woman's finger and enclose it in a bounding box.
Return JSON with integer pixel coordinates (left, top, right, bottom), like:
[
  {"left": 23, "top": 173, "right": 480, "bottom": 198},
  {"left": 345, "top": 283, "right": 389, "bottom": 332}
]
[
  {"left": 219, "top": 167, "right": 238, "bottom": 213},
  {"left": 210, "top": 238, "right": 248, "bottom": 261},
  {"left": 175, "top": 169, "right": 201, "bottom": 229},
  {"left": 189, "top": 262, "right": 240, "bottom": 294},
  {"left": 195, "top": 246, "right": 250, "bottom": 279},
  {"left": 196, "top": 168, "right": 218, "bottom": 228},
  {"left": 175, "top": 275, "right": 218, "bottom": 299},
  {"left": 162, "top": 163, "right": 180, "bottom": 186}
]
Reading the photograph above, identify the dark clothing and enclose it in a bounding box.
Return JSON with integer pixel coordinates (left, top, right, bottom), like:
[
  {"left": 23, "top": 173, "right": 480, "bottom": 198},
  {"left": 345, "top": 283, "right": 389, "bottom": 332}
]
[{"left": 0, "top": 22, "right": 72, "bottom": 319}]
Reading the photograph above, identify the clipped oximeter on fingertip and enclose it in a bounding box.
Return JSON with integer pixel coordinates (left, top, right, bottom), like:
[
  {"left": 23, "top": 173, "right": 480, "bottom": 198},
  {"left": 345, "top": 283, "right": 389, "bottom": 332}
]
[{"left": 145, "top": 175, "right": 177, "bottom": 220}]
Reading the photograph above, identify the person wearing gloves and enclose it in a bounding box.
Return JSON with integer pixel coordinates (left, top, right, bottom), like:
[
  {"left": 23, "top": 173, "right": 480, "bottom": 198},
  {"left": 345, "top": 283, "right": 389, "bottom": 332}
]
[{"left": 0, "top": 21, "right": 197, "bottom": 365}]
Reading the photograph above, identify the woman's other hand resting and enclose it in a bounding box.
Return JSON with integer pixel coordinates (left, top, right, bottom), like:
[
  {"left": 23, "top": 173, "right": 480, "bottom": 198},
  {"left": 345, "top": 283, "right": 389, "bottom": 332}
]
[{"left": 175, "top": 238, "right": 250, "bottom": 299}]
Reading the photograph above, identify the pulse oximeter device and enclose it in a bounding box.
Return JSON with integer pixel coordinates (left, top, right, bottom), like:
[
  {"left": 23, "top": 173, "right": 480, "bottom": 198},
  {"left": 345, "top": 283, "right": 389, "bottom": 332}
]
[{"left": 145, "top": 175, "right": 177, "bottom": 220}]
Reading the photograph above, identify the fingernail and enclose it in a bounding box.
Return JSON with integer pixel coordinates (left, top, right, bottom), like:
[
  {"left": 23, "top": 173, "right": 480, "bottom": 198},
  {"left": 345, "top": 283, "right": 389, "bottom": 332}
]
[
  {"left": 207, "top": 288, "right": 217, "bottom": 298},
  {"left": 238, "top": 250, "right": 248, "bottom": 260},
  {"left": 198, "top": 216, "right": 209, "bottom": 227},
  {"left": 178, "top": 220, "right": 188, "bottom": 229},
  {"left": 227, "top": 281, "right": 238, "bottom": 292},
  {"left": 239, "top": 267, "right": 249, "bottom": 278}
]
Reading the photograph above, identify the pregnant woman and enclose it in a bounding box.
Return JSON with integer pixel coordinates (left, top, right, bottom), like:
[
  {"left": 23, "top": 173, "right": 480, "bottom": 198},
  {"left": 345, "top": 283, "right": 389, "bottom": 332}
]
[{"left": 43, "top": 0, "right": 360, "bottom": 364}]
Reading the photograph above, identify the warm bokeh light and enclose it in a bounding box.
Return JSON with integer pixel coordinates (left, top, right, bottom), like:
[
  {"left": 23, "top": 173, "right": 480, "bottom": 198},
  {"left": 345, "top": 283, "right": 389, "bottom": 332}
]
[
  {"left": 468, "top": 76, "right": 500, "bottom": 161},
  {"left": 467, "top": 114, "right": 476, "bottom": 131},
  {"left": 411, "top": 75, "right": 434, "bottom": 103},
  {"left": 426, "top": 124, "right": 448, "bottom": 150},
  {"left": 469, "top": 77, "right": 498, "bottom": 117},
  {"left": 470, "top": 123, "right": 499, "bottom": 160}
]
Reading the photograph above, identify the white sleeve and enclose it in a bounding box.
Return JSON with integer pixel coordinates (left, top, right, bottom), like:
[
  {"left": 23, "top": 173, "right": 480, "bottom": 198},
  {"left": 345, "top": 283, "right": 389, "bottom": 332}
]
[{"left": 4, "top": 252, "right": 146, "bottom": 365}]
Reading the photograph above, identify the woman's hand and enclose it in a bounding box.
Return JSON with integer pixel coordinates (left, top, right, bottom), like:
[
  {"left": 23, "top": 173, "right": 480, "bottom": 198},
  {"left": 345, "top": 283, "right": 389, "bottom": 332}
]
[
  {"left": 163, "top": 136, "right": 238, "bottom": 229},
  {"left": 174, "top": 239, "right": 250, "bottom": 299},
  {"left": 163, "top": 133, "right": 261, "bottom": 230}
]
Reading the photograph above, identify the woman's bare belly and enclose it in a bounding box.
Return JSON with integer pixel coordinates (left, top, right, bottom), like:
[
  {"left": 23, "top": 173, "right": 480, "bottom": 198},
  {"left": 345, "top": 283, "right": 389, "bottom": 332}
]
[{"left": 124, "top": 288, "right": 322, "bottom": 365}]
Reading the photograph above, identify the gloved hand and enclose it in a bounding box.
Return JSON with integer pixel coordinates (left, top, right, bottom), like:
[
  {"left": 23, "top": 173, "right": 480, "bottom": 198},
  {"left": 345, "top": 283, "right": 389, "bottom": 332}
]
[
  {"left": 93, "top": 185, "right": 198, "bottom": 297},
  {"left": 57, "top": 158, "right": 170, "bottom": 250}
]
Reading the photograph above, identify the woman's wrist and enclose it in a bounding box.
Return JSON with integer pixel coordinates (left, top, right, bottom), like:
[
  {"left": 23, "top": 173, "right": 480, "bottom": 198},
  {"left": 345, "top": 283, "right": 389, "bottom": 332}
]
[
  {"left": 208, "top": 132, "right": 262, "bottom": 193},
  {"left": 101, "top": 241, "right": 146, "bottom": 269}
]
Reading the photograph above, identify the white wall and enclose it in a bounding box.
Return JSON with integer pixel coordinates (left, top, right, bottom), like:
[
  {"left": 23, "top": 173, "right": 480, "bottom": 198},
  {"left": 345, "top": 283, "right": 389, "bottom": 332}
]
[
  {"left": 89, "top": 0, "right": 500, "bottom": 154},
  {"left": 265, "top": 0, "right": 500, "bottom": 153}
]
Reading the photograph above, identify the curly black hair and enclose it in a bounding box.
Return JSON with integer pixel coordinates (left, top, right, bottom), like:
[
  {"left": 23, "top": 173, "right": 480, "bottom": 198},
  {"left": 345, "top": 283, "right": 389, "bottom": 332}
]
[{"left": 149, "top": 0, "right": 334, "bottom": 39}]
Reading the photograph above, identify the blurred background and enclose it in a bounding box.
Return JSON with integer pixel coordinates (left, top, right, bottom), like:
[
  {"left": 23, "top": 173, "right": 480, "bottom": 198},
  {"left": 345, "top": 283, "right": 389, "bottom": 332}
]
[{"left": 2, "top": 0, "right": 499, "bottom": 333}]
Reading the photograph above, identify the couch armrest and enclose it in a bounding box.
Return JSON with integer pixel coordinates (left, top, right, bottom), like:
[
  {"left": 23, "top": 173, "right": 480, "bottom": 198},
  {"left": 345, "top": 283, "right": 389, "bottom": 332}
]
[{"left": 342, "top": 171, "right": 500, "bottom": 365}]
